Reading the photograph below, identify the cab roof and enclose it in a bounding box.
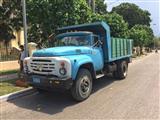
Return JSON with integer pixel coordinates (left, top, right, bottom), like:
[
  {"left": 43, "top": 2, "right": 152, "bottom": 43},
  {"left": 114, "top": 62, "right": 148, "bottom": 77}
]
[
  {"left": 57, "top": 21, "right": 110, "bottom": 36},
  {"left": 56, "top": 31, "right": 93, "bottom": 38}
]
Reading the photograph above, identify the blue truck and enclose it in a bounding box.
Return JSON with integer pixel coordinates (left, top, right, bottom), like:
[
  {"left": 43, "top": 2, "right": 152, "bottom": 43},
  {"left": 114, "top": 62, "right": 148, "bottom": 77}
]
[{"left": 24, "top": 21, "right": 133, "bottom": 101}]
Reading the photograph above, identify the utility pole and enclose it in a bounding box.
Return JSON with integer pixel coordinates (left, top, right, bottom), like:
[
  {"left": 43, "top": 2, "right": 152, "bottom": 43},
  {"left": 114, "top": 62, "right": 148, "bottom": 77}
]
[
  {"left": 22, "top": 0, "right": 28, "bottom": 57},
  {"left": 91, "top": 0, "right": 95, "bottom": 13},
  {"left": 87, "top": 0, "right": 91, "bottom": 7},
  {"left": 87, "top": 0, "right": 95, "bottom": 13}
]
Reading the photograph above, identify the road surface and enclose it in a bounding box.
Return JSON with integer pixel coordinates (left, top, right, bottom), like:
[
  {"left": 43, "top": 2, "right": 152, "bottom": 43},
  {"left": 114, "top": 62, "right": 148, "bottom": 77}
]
[{"left": 0, "top": 53, "right": 160, "bottom": 120}]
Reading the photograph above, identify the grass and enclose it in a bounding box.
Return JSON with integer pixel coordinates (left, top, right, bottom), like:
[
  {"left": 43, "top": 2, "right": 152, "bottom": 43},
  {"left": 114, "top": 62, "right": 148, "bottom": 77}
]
[
  {"left": 0, "top": 69, "right": 19, "bottom": 76},
  {"left": 0, "top": 79, "right": 25, "bottom": 96}
]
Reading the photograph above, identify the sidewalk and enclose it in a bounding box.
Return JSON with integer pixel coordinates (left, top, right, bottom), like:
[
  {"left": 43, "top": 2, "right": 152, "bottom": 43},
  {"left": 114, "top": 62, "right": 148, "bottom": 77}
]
[{"left": 0, "top": 60, "right": 19, "bottom": 71}]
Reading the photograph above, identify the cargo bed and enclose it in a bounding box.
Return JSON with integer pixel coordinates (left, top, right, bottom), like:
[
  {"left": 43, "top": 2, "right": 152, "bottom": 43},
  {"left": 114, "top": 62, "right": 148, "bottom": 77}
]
[{"left": 110, "top": 38, "right": 133, "bottom": 61}]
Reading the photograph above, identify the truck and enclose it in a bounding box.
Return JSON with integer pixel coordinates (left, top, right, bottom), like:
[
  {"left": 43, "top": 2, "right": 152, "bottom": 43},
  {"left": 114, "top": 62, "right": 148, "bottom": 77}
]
[{"left": 24, "top": 21, "right": 133, "bottom": 101}]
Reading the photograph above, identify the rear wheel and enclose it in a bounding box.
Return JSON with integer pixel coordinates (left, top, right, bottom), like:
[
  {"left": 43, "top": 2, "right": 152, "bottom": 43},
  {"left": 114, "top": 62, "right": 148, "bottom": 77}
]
[
  {"left": 71, "top": 68, "right": 92, "bottom": 101},
  {"left": 114, "top": 61, "right": 128, "bottom": 79},
  {"left": 34, "top": 87, "right": 47, "bottom": 93}
]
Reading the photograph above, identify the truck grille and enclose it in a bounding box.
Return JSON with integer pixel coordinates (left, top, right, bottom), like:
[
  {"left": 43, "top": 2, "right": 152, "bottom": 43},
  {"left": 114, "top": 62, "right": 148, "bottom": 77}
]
[{"left": 30, "top": 58, "right": 55, "bottom": 74}]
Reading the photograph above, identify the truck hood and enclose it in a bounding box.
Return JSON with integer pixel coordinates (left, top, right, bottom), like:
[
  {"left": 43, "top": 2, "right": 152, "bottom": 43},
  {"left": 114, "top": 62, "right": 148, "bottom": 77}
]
[{"left": 32, "top": 46, "right": 91, "bottom": 57}]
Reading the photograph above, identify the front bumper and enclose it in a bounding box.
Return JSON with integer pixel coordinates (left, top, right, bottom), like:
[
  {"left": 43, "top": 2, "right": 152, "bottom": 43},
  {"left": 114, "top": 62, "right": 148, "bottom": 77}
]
[{"left": 25, "top": 74, "right": 73, "bottom": 90}]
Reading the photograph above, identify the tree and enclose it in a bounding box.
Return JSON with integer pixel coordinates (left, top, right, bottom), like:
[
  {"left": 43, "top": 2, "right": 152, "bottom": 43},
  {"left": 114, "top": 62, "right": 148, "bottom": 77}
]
[
  {"left": 27, "top": 0, "right": 92, "bottom": 46},
  {"left": 95, "top": 0, "right": 107, "bottom": 14},
  {"left": 0, "top": 0, "right": 22, "bottom": 55},
  {"left": 86, "top": 0, "right": 107, "bottom": 14},
  {"left": 129, "top": 25, "right": 154, "bottom": 52},
  {"left": 142, "top": 25, "right": 154, "bottom": 47},
  {"left": 112, "top": 3, "right": 151, "bottom": 28},
  {"left": 103, "top": 12, "right": 129, "bottom": 38},
  {"left": 152, "top": 37, "right": 160, "bottom": 48},
  {"left": 92, "top": 12, "right": 129, "bottom": 38},
  {"left": 91, "top": 13, "right": 105, "bottom": 22}
]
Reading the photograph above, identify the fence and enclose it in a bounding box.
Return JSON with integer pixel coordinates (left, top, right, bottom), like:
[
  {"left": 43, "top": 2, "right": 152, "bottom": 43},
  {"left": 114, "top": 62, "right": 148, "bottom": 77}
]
[{"left": 0, "top": 48, "right": 19, "bottom": 62}]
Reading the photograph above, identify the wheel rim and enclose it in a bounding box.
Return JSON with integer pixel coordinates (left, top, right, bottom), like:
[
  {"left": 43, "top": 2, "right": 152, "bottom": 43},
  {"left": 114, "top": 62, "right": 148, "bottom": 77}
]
[
  {"left": 79, "top": 76, "right": 91, "bottom": 97},
  {"left": 123, "top": 65, "right": 127, "bottom": 77}
]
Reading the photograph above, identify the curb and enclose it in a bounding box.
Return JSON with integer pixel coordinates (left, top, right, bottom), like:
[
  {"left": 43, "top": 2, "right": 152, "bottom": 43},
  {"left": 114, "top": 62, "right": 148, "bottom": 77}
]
[
  {"left": 0, "top": 73, "right": 18, "bottom": 82},
  {"left": 0, "top": 88, "right": 37, "bottom": 103}
]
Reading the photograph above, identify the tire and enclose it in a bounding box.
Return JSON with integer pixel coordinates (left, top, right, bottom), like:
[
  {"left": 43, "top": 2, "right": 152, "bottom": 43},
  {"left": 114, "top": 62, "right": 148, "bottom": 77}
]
[
  {"left": 113, "top": 71, "right": 118, "bottom": 79},
  {"left": 114, "top": 61, "right": 128, "bottom": 79},
  {"left": 71, "top": 68, "right": 93, "bottom": 101},
  {"left": 34, "top": 87, "right": 47, "bottom": 93}
]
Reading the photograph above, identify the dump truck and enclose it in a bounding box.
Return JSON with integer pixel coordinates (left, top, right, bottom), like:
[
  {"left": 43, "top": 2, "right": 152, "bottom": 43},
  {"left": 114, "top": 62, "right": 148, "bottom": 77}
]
[{"left": 24, "top": 21, "right": 133, "bottom": 101}]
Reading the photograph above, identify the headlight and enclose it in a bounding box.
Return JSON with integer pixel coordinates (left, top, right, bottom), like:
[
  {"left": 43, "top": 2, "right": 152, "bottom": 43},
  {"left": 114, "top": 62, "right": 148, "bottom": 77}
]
[
  {"left": 56, "top": 58, "right": 71, "bottom": 78},
  {"left": 59, "top": 68, "right": 67, "bottom": 75},
  {"left": 24, "top": 59, "right": 28, "bottom": 65},
  {"left": 23, "top": 57, "right": 30, "bottom": 73}
]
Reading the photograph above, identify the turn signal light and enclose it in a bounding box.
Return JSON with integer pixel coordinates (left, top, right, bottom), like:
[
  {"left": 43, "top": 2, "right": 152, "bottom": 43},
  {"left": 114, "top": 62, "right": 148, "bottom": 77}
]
[
  {"left": 60, "top": 62, "right": 65, "bottom": 67},
  {"left": 24, "top": 60, "right": 28, "bottom": 65}
]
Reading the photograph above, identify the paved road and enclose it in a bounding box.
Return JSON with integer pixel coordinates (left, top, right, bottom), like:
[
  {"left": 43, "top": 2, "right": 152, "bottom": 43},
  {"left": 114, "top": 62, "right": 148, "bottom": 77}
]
[{"left": 1, "top": 53, "right": 160, "bottom": 120}]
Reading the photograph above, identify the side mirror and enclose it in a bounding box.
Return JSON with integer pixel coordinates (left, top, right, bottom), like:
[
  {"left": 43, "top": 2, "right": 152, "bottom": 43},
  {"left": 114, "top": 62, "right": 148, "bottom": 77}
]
[
  {"left": 99, "top": 40, "right": 103, "bottom": 45},
  {"left": 48, "top": 33, "right": 55, "bottom": 41},
  {"left": 92, "top": 40, "right": 103, "bottom": 47}
]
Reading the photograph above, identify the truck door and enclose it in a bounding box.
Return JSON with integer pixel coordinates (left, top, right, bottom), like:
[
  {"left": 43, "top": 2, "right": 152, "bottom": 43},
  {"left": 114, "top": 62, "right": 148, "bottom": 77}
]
[{"left": 91, "top": 36, "right": 104, "bottom": 71}]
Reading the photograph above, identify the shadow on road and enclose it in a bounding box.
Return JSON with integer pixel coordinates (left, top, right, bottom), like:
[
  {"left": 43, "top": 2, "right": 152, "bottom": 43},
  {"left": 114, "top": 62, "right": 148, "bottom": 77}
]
[{"left": 8, "top": 75, "right": 117, "bottom": 115}]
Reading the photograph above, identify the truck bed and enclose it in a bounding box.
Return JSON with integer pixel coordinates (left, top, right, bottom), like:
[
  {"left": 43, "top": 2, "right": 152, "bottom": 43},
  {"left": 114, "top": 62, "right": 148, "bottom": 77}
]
[{"left": 110, "top": 38, "right": 133, "bottom": 61}]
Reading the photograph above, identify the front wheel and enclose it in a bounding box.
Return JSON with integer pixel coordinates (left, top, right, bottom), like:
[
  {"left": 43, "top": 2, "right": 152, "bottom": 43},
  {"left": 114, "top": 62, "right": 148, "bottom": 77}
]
[{"left": 71, "top": 68, "right": 92, "bottom": 101}]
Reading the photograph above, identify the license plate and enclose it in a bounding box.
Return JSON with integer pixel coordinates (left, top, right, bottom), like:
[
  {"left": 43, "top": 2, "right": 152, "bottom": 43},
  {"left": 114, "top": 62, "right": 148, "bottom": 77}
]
[{"left": 33, "top": 77, "right": 40, "bottom": 83}]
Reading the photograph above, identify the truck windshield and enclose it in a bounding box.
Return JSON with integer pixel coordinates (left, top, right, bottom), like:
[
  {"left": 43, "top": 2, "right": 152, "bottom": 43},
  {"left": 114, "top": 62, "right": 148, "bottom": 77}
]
[{"left": 55, "top": 35, "right": 91, "bottom": 46}]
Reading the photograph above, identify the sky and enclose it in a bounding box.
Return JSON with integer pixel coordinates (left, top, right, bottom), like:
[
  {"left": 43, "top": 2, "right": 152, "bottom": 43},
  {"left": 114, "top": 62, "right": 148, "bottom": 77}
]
[{"left": 105, "top": 0, "right": 160, "bottom": 37}]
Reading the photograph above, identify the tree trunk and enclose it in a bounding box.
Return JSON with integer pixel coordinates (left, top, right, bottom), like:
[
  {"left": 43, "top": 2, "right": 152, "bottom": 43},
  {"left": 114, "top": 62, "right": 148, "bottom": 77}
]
[
  {"left": 17, "top": 31, "right": 21, "bottom": 46},
  {"left": 140, "top": 46, "right": 143, "bottom": 55},
  {"left": 5, "top": 43, "right": 8, "bottom": 56}
]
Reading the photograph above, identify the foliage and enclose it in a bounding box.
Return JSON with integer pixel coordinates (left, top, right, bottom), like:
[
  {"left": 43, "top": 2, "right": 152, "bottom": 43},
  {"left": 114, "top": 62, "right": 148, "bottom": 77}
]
[
  {"left": 103, "top": 12, "right": 129, "bottom": 38},
  {"left": 129, "top": 25, "right": 154, "bottom": 47},
  {"left": 112, "top": 3, "right": 154, "bottom": 48},
  {"left": 95, "top": 0, "right": 107, "bottom": 14},
  {"left": 91, "top": 12, "right": 129, "bottom": 38},
  {"left": 27, "top": 0, "right": 92, "bottom": 45},
  {"left": 1, "top": 0, "right": 155, "bottom": 49},
  {"left": 91, "top": 13, "right": 105, "bottom": 22},
  {"left": 112, "top": 3, "right": 151, "bottom": 28}
]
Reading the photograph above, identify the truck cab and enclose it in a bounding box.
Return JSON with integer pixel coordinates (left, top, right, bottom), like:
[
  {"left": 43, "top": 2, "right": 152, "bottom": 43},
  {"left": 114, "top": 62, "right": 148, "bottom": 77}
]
[
  {"left": 55, "top": 31, "right": 104, "bottom": 73},
  {"left": 24, "top": 22, "right": 132, "bottom": 101}
]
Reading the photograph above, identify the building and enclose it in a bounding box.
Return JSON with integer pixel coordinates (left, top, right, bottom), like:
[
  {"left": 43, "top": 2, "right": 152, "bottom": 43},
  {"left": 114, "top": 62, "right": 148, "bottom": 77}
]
[
  {"left": 0, "top": 0, "right": 25, "bottom": 61},
  {"left": 0, "top": 30, "right": 24, "bottom": 61}
]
